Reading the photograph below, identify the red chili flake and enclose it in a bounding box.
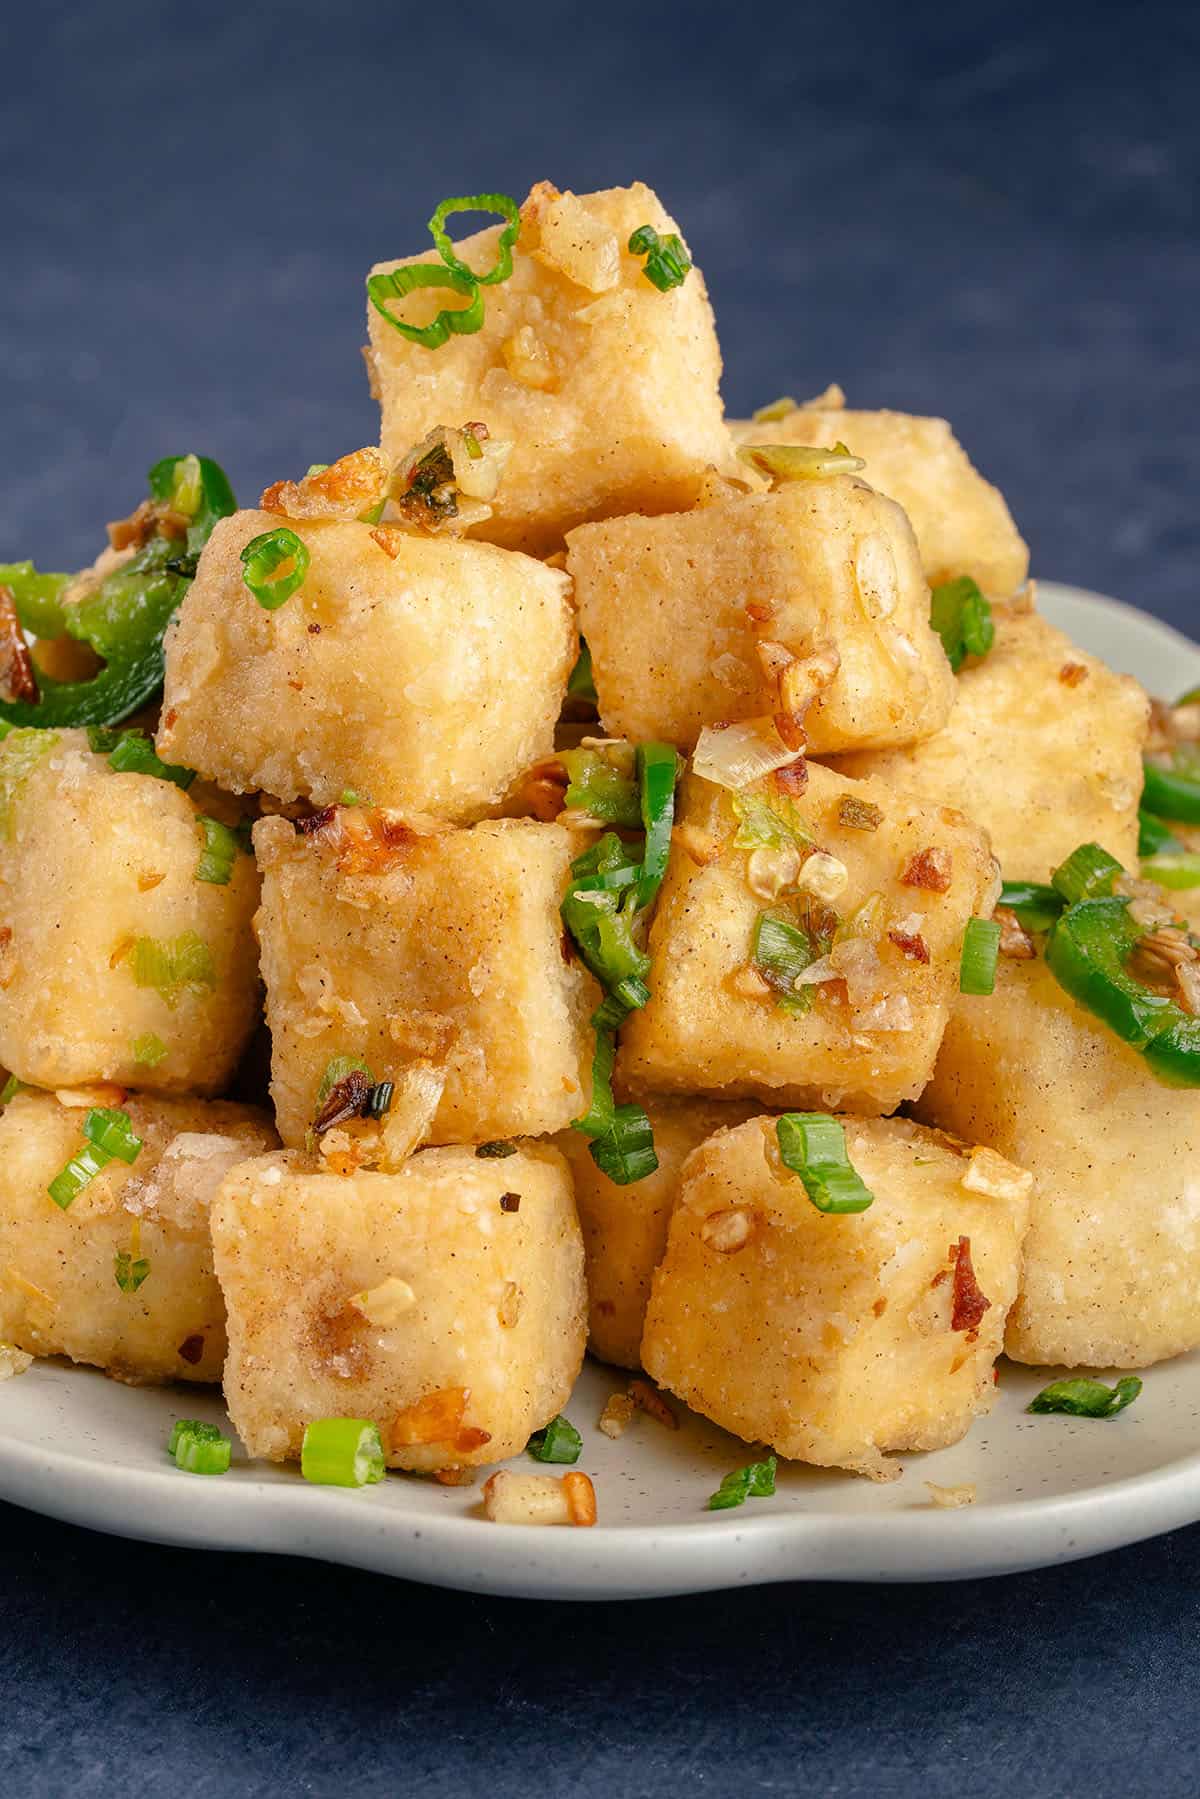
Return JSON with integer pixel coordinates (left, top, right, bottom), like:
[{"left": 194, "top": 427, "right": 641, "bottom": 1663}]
[
  {"left": 888, "top": 928, "right": 930, "bottom": 964},
  {"left": 307, "top": 623, "right": 322, "bottom": 635},
  {"left": 773, "top": 758, "right": 809, "bottom": 796},
  {"left": 950, "top": 1236, "right": 991, "bottom": 1338},
  {"left": 0, "top": 585, "right": 39, "bottom": 704},
  {"left": 499, "top": 1192, "right": 521, "bottom": 1213},
  {"left": 313, "top": 1070, "right": 373, "bottom": 1135},
  {"left": 177, "top": 1335, "right": 204, "bottom": 1365},
  {"left": 900, "top": 847, "right": 952, "bottom": 893},
  {"left": 298, "top": 807, "right": 337, "bottom": 836},
  {"left": 1059, "top": 662, "right": 1089, "bottom": 687},
  {"left": 773, "top": 710, "right": 807, "bottom": 753}
]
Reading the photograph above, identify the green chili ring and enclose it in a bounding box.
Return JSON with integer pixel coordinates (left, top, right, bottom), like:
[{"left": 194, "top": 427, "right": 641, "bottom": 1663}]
[
  {"left": 367, "top": 262, "right": 485, "bottom": 349},
  {"left": 240, "top": 528, "right": 310, "bottom": 611},
  {"left": 427, "top": 193, "right": 521, "bottom": 287},
  {"left": 1142, "top": 757, "right": 1200, "bottom": 825}
]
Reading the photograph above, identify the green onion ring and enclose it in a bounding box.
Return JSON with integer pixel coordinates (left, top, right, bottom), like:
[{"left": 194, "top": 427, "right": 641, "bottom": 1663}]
[
  {"left": 367, "top": 262, "right": 485, "bottom": 349},
  {"left": 240, "top": 528, "right": 309, "bottom": 611},
  {"left": 427, "top": 193, "right": 521, "bottom": 286}
]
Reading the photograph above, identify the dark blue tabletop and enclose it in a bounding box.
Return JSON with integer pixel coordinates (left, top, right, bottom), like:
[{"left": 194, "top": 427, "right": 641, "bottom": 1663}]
[{"left": 2, "top": 2, "right": 1198, "bottom": 1792}]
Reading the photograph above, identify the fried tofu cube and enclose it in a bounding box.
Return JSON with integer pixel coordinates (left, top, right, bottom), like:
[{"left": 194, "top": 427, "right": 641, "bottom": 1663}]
[
  {"left": 642, "top": 1114, "right": 1031, "bottom": 1478},
  {"left": 255, "top": 811, "right": 599, "bottom": 1149},
  {"left": 0, "top": 728, "right": 260, "bottom": 1093},
  {"left": 732, "top": 388, "right": 1029, "bottom": 596},
  {"left": 619, "top": 762, "right": 998, "bottom": 1112},
  {"left": 0, "top": 1090, "right": 276, "bottom": 1383},
  {"left": 832, "top": 604, "right": 1149, "bottom": 883},
  {"left": 568, "top": 475, "right": 956, "bottom": 755},
  {"left": 156, "top": 512, "right": 574, "bottom": 821},
  {"left": 212, "top": 1144, "right": 586, "bottom": 1470},
  {"left": 917, "top": 951, "right": 1200, "bottom": 1369},
  {"left": 557, "top": 1095, "right": 758, "bottom": 1368},
  {"left": 366, "top": 181, "right": 730, "bottom": 556}
]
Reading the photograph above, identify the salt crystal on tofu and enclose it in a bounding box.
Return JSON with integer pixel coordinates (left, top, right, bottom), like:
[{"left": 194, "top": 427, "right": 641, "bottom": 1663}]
[{"left": 641, "top": 1114, "right": 1031, "bottom": 1479}]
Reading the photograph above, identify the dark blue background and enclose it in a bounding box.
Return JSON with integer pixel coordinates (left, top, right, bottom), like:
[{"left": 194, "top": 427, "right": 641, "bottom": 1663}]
[{"left": 2, "top": 2, "right": 1198, "bottom": 1792}]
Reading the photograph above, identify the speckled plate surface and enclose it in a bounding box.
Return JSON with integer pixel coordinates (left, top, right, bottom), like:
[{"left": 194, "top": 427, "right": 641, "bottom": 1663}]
[{"left": 1, "top": 582, "right": 1198, "bottom": 1599}]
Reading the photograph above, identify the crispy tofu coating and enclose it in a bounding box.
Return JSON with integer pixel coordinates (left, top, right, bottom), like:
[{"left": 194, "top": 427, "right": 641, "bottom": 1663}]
[
  {"left": 831, "top": 604, "right": 1149, "bottom": 884},
  {"left": 567, "top": 474, "right": 956, "bottom": 756},
  {"left": 732, "top": 389, "right": 1028, "bottom": 597},
  {"left": 156, "top": 512, "right": 575, "bottom": 822},
  {"left": 212, "top": 1144, "right": 586, "bottom": 1470},
  {"left": 0, "top": 728, "right": 260, "bottom": 1093},
  {"left": 619, "top": 763, "right": 998, "bottom": 1112},
  {"left": 642, "top": 1114, "right": 1031, "bottom": 1478},
  {"left": 367, "top": 182, "right": 731, "bottom": 555},
  {"left": 0, "top": 1090, "right": 276, "bottom": 1383},
  {"left": 254, "top": 812, "right": 599, "bottom": 1150},
  {"left": 557, "top": 1095, "right": 758, "bottom": 1369},
  {"left": 917, "top": 951, "right": 1200, "bottom": 1370}
]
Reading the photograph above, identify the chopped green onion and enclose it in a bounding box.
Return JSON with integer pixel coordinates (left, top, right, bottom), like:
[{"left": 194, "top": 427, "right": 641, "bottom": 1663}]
[
  {"left": 365, "top": 1081, "right": 394, "bottom": 1120},
  {"left": 301, "top": 1417, "right": 386, "bottom": 1487},
  {"left": 88, "top": 727, "right": 196, "bottom": 789},
  {"left": 707, "top": 1455, "right": 777, "bottom": 1510},
  {"left": 1139, "top": 809, "right": 1181, "bottom": 858},
  {"left": 129, "top": 932, "right": 216, "bottom": 1008},
  {"left": 47, "top": 1142, "right": 114, "bottom": 1210},
  {"left": 567, "top": 641, "right": 597, "bottom": 702},
  {"left": 427, "top": 192, "right": 521, "bottom": 286},
  {"left": 1178, "top": 686, "right": 1200, "bottom": 707},
  {"left": 1050, "top": 842, "right": 1123, "bottom": 905},
  {"left": 775, "top": 1114, "right": 875, "bottom": 1214},
  {"left": 930, "top": 576, "right": 994, "bottom": 673},
  {"left": 627, "top": 223, "right": 692, "bottom": 291},
  {"left": 339, "top": 789, "right": 366, "bottom": 807},
  {"left": 635, "top": 742, "right": 678, "bottom": 910},
  {"left": 589, "top": 1103, "right": 659, "bottom": 1184},
  {"left": 959, "top": 917, "right": 1001, "bottom": 996},
  {"left": 367, "top": 261, "right": 485, "bottom": 349},
  {"left": 526, "top": 1415, "right": 582, "bottom": 1464},
  {"left": 131, "top": 1033, "right": 168, "bottom": 1067},
  {"left": 731, "top": 792, "right": 812, "bottom": 850},
  {"left": 1142, "top": 754, "right": 1200, "bottom": 825},
  {"left": 1142, "top": 853, "right": 1200, "bottom": 890},
  {"left": 317, "top": 1054, "right": 374, "bottom": 1104},
  {"left": 751, "top": 396, "right": 798, "bottom": 423},
  {"left": 560, "top": 747, "right": 641, "bottom": 827},
  {"left": 114, "top": 1250, "right": 151, "bottom": 1293},
  {"left": 752, "top": 910, "right": 817, "bottom": 1013},
  {"left": 170, "top": 1420, "right": 232, "bottom": 1475},
  {"left": 83, "top": 1107, "right": 143, "bottom": 1164},
  {"left": 736, "top": 442, "right": 865, "bottom": 483},
  {"left": 475, "top": 1139, "right": 518, "bottom": 1158},
  {"left": 0, "top": 727, "right": 59, "bottom": 839},
  {"left": 997, "top": 880, "right": 1064, "bottom": 931},
  {"left": 1028, "top": 1376, "right": 1142, "bottom": 1419},
  {"left": 240, "top": 527, "right": 309, "bottom": 611},
  {"left": 0, "top": 1074, "right": 24, "bottom": 1105},
  {"left": 195, "top": 815, "right": 244, "bottom": 885}
]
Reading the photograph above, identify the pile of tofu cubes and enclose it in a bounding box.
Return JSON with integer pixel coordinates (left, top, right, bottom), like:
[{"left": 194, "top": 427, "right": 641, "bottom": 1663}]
[{"left": 2, "top": 179, "right": 1188, "bottom": 1497}]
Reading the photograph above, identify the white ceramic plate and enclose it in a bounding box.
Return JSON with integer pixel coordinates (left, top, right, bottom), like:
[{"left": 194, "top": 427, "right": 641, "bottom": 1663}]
[{"left": 2, "top": 581, "right": 1198, "bottom": 1600}]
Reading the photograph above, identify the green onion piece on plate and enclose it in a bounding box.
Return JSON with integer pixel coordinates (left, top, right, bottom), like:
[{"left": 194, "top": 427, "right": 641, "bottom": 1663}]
[
  {"left": 1138, "top": 808, "right": 1180, "bottom": 859},
  {"left": 736, "top": 441, "right": 866, "bottom": 484},
  {"left": 560, "top": 747, "right": 641, "bottom": 827},
  {"left": 997, "top": 880, "right": 1065, "bottom": 931},
  {"left": 114, "top": 1250, "right": 151, "bottom": 1293},
  {"left": 301, "top": 1417, "right": 386, "bottom": 1487},
  {"left": 708, "top": 1455, "right": 777, "bottom": 1510},
  {"left": 427, "top": 192, "right": 521, "bottom": 286},
  {"left": 775, "top": 1114, "right": 875, "bottom": 1214},
  {"left": 132, "top": 1033, "right": 168, "bottom": 1068},
  {"left": 1050, "top": 841, "right": 1123, "bottom": 905},
  {"left": 635, "top": 742, "right": 679, "bottom": 909},
  {"left": 751, "top": 396, "right": 798, "bottom": 423},
  {"left": 959, "top": 917, "right": 1001, "bottom": 995},
  {"left": 89, "top": 727, "right": 196, "bottom": 790},
  {"left": 930, "top": 576, "right": 994, "bottom": 673},
  {"left": 567, "top": 641, "right": 597, "bottom": 702},
  {"left": 589, "top": 1103, "right": 658, "bottom": 1185},
  {"left": 171, "top": 1420, "right": 232, "bottom": 1476},
  {"left": 367, "top": 262, "right": 485, "bottom": 350},
  {"left": 526, "top": 1415, "right": 583, "bottom": 1464},
  {"left": 1028, "top": 1376, "right": 1142, "bottom": 1419},
  {"left": 752, "top": 910, "right": 818, "bottom": 1005},
  {"left": 129, "top": 932, "right": 217, "bottom": 1007},
  {"left": 240, "top": 527, "right": 310, "bottom": 611},
  {"left": 195, "top": 815, "right": 244, "bottom": 885},
  {"left": 365, "top": 1081, "right": 394, "bottom": 1120},
  {"left": 1141, "top": 852, "right": 1200, "bottom": 890},
  {"left": 627, "top": 223, "right": 692, "bottom": 291},
  {"left": 47, "top": 1142, "right": 112, "bottom": 1211},
  {"left": 0, "top": 1074, "right": 23, "bottom": 1105}
]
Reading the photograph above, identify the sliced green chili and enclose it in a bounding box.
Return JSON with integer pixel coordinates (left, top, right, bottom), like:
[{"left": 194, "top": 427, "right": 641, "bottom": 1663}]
[
  {"left": 240, "top": 527, "right": 309, "bottom": 611},
  {"left": 428, "top": 193, "right": 521, "bottom": 286},
  {"left": 367, "top": 262, "right": 485, "bottom": 350}
]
